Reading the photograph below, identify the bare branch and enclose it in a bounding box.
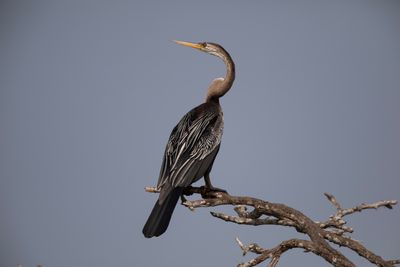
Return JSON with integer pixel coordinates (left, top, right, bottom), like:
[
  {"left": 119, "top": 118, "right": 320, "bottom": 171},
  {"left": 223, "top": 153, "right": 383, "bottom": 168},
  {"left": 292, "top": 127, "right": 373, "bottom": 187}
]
[
  {"left": 237, "top": 238, "right": 320, "bottom": 267},
  {"left": 236, "top": 237, "right": 265, "bottom": 256},
  {"left": 340, "top": 200, "right": 397, "bottom": 217},
  {"left": 145, "top": 186, "right": 398, "bottom": 267},
  {"left": 319, "top": 193, "right": 398, "bottom": 238},
  {"left": 388, "top": 260, "right": 400, "bottom": 265},
  {"left": 325, "top": 193, "right": 343, "bottom": 210},
  {"left": 211, "top": 211, "right": 296, "bottom": 227},
  {"left": 144, "top": 186, "right": 160, "bottom": 193}
]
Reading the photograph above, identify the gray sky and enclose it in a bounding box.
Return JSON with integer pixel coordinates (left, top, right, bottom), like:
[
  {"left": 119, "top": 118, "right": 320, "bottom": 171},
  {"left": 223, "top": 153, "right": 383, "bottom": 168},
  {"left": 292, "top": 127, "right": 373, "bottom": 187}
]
[{"left": 1, "top": 1, "right": 399, "bottom": 266}]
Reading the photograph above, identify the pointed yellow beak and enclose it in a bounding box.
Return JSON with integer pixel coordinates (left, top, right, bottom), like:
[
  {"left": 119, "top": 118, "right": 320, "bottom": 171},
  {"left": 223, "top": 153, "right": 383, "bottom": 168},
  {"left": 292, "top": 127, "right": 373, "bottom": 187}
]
[{"left": 173, "top": 40, "right": 203, "bottom": 50}]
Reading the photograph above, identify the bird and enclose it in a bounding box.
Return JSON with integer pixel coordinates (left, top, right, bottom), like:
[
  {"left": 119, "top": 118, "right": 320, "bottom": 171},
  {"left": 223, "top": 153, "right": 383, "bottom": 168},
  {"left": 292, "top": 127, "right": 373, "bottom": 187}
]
[{"left": 142, "top": 40, "right": 235, "bottom": 238}]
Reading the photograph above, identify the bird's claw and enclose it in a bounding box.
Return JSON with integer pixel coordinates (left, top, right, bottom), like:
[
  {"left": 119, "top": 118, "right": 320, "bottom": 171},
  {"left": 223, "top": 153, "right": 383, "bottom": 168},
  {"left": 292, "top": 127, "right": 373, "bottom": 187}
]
[
  {"left": 180, "top": 194, "right": 188, "bottom": 203},
  {"left": 183, "top": 186, "right": 195, "bottom": 196}
]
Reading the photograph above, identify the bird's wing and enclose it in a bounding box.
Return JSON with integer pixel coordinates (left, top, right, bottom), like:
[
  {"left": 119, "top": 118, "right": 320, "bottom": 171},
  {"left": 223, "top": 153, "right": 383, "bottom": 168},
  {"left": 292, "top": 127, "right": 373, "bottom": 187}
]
[
  {"left": 157, "top": 111, "right": 192, "bottom": 188},
  {"left": 157, "top": 106, "right": 221, "bottom": 190}
]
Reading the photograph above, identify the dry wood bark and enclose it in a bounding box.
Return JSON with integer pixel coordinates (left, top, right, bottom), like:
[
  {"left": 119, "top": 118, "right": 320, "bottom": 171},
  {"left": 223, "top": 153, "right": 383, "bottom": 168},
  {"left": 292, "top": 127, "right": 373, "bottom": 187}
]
[{"left": 145, "top": 186, "right": 398, "bottom": 267}]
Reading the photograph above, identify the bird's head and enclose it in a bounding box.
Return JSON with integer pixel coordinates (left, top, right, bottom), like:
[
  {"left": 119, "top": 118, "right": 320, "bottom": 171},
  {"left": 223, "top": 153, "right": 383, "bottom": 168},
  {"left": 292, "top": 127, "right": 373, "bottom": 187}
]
[
  {"left": 173, "top": 40, "right": 227, "bottom": 59},
  {"left": 172, "top": 40, "right": 235, "bottom": 101}
]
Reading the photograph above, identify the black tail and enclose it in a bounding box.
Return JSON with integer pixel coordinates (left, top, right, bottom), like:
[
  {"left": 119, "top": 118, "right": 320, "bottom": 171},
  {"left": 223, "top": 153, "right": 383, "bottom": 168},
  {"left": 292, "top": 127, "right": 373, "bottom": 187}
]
[{"left": 142, "top": 187, "right": 183, "bottom": 238}]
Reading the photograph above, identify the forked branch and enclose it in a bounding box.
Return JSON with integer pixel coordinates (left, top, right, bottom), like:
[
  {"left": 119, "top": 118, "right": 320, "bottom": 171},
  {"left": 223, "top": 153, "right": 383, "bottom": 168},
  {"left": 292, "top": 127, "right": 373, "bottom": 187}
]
[{"left": 145, "top": 186, "right": 398, "bottom": 267}]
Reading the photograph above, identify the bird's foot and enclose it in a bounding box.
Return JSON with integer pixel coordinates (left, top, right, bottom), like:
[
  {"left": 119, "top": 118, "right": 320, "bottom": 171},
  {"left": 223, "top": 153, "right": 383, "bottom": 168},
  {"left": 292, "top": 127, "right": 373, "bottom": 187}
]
[
  {"left": 180, "top": 194, "right": 188, "bottom": 204},
  {"left": 204, "top": 174, "right": 227, "bottom": 194},
  {"left": 182, "top": 185, "right": 228, "bottom": 198},
  {"left": 183, "top": 186, "right": 195, "bottom": 196},
  {"left": 200, "top": 185, "right": 228, "bottom": 198}
]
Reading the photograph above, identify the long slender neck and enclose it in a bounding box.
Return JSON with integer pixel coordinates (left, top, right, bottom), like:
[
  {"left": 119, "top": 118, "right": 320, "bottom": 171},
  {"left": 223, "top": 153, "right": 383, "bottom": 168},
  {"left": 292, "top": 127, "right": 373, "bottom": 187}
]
[{"left": 205, "top": 49, "right": 235, "bottom": 103}]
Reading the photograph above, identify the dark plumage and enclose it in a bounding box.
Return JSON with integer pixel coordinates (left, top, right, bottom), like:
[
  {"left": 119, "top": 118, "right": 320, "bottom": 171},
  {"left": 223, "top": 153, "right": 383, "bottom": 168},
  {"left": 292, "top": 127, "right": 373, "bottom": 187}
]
[{"left": 143, "top": 41, "right": 235, "bottom": 238}]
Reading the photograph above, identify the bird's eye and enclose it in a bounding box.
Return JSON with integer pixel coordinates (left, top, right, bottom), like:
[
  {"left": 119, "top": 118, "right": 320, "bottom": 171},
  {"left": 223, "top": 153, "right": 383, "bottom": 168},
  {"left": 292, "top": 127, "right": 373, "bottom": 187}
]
[{"left": 201, "top": 42, "right": 207, "bottom": 48}]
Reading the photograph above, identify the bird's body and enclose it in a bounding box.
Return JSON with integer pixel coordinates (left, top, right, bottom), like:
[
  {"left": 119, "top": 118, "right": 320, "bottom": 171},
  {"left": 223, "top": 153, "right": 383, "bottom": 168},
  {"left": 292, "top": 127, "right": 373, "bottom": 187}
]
[
  {"left": 157, "top": 101, "right": 223, "bottom": 202},
  {"left": 143, "top": 41, "right": 235, "bottom": 238}
]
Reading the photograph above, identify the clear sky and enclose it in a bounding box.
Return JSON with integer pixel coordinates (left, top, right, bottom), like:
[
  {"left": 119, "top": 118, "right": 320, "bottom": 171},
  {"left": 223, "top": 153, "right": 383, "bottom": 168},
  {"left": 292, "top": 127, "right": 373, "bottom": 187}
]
[{"left": 1, "top": 1, "right": 399, "bottom": 266}]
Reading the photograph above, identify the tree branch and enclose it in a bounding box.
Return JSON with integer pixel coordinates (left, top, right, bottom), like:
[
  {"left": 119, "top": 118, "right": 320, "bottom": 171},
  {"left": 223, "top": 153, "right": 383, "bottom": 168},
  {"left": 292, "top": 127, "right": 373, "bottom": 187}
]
[{"left": 144, "top": 186, "right": 398, "bottom": 267}]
